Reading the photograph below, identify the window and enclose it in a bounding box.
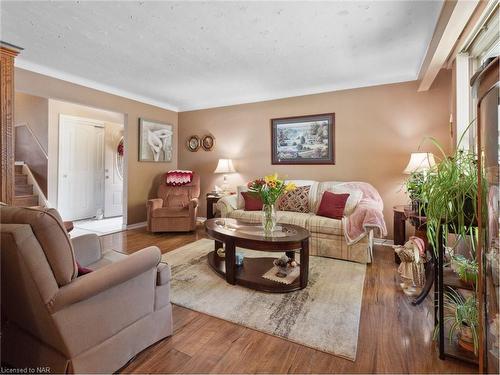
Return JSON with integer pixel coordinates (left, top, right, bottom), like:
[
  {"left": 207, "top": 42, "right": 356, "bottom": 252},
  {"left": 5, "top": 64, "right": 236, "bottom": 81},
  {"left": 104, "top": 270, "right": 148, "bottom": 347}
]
[{"left": 455, "top": 2, "right": 499, "bottom": 150}]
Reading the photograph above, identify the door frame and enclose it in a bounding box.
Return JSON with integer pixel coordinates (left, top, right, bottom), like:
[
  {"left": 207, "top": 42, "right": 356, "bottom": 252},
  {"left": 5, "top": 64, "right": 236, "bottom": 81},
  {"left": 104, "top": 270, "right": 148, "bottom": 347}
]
[
  {"left": 103, "top": 120, "right": 125, "bottom": 218},
  {"left": 49, "top": 108, "right": 127, "bottom": 227}
]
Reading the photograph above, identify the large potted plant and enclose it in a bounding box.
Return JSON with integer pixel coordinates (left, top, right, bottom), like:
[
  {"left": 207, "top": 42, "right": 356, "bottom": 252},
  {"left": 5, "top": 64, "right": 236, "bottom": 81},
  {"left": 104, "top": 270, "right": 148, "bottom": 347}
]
[
  {"left": 248, "top": 174, "right": 295, "bottom": 235},
  {"left": 419, "top": 130, "right": 479, "bottom": 253}
]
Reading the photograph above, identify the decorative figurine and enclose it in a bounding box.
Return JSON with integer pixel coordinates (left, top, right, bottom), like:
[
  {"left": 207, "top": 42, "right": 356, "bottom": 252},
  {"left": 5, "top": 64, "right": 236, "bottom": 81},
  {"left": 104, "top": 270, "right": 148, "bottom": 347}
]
[{"left": 393, "top": 236, "right": 427, "bottom": 296}]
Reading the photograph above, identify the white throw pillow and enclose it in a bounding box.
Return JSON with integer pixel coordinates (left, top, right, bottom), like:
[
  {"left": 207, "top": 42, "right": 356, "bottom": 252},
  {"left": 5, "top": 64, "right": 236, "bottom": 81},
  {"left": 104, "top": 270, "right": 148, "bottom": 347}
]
[
  {"left": 236, "top": 185, "right": 249, "bottom": 209},
  {"left": 330, "top": 186, "right": 363, "bottom": 215}
]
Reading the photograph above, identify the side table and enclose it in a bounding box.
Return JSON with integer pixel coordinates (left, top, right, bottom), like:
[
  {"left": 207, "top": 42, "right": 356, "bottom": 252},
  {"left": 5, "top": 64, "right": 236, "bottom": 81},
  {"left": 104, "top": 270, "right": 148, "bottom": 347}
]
[
  {"left": 393, "top": 205, "right": 408, "bottom": 263},
  {"left": 393, "top": 204, "right": 428, "bottom": 261},
  {"left": 206, "top": 194, "right": 223, "bottom": 219}
]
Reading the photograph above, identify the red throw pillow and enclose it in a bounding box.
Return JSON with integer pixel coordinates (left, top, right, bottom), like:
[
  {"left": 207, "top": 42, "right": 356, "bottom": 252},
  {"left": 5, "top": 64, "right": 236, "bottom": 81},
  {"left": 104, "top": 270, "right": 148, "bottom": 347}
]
[
  {"left": 77, "top": 262, "right": 93, "bottom": 277},
  {"left": 241, "top": 192, "right": 263, "bottom": 211},
  {"left": 316, "top": 191, "right": 350, "bottom": 219}
]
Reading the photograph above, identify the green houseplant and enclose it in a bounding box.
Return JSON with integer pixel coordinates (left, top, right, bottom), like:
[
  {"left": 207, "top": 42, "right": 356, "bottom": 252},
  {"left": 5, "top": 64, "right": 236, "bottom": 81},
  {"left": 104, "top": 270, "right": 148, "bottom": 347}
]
[
  {"left": 419, "top": 126, "right": 480, "bottom": 254},
  {"left": 404, "top": 171, "right": 427, "bottom": 214},
  {"left": 452, "top": 255, "right": 478, "bottom": 286},
  {"left": 443, "top": 289, "right": 479, "bottom": 354}
]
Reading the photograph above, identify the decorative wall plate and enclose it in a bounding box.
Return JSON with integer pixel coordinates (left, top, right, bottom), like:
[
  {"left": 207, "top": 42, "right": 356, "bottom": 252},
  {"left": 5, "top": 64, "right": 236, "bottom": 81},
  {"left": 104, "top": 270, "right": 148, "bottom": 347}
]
[
  {"left": 186, "top": 135, "right": 201, "bottom": 152},
  {"left": 202, "top": 134, "right": 215, "bottom": 151}
]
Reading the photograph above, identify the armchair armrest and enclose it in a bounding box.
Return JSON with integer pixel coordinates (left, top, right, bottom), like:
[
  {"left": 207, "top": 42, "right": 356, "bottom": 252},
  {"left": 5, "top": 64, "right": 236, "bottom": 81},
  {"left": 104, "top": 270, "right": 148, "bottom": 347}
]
[
  {"left": 189, "top": 197, "right": 199, "bottom": 208},
  {"left": 50, "top": 246, "right": 161, "bottom": 313},
  {"left": 72, "top": 234, "right": 102, "bottom": 267},
  {"left": 216, "top": 195, "right": 237, "bottom": 217},
  {"left": 147, "top": 198, "right": 163, "bottom": 211},
  {"left": 157, "top": 262, "right": 171, "bottom": 286}
]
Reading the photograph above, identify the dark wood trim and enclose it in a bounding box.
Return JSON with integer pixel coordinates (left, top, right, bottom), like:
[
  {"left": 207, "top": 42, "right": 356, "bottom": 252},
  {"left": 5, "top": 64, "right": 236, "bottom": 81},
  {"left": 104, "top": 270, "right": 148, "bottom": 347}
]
[
  {"left": 474, "top": 56, "right": 498, "bottom": 374},
  {"left": 270, "top": 113, "right": 335, "bottom": 165},
  {"left": 0, "top": 45, "right": 20, "bottom": 205}
]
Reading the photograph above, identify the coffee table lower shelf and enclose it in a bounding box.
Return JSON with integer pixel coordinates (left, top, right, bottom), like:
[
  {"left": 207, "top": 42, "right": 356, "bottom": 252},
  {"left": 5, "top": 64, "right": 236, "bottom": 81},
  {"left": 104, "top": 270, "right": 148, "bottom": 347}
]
[{"left": 207, "top": 251, "right": 302, "bottom": 293}]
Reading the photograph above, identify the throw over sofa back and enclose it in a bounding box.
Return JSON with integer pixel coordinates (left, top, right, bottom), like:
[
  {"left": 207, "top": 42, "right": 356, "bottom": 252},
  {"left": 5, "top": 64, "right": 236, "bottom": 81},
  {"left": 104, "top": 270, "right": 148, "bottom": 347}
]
[
  {"left": 157, "top": 173, "right": 200, "bottom": 209},
  {"left": 1, "top": 206, "right": 77, "bottom": 286}
]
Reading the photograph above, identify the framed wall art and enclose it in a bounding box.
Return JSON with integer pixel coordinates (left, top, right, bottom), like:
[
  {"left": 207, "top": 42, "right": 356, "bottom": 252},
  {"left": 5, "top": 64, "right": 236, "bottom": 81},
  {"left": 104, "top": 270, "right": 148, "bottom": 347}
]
[
  {"left": 271, "top": 113, "right": 335, "bottom": 165},
  {"left": 139, "top": 118, "right": 173, "bottom": 162},
  {"left": 186, "top": 135, "right": 201, "bottom": 152},
  {"left": 201, "top": 134, "right": 215, "bottom": 151}
]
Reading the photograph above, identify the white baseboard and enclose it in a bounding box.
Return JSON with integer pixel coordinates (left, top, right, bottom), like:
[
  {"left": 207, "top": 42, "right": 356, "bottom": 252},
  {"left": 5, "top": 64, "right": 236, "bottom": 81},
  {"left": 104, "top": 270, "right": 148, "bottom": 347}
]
[
  {"left": 126, "top": 221, "right": 147, "bottom": 230},
  {"left": 374, "top": 238, "right": 394, "bottom": 246}
]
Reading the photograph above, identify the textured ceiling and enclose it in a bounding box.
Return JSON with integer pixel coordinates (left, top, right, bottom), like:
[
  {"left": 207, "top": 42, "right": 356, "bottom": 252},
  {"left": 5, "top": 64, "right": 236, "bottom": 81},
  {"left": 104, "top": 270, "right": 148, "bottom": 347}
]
[{"left": 1, "top": 1, "right": 443, "bottom": 111}]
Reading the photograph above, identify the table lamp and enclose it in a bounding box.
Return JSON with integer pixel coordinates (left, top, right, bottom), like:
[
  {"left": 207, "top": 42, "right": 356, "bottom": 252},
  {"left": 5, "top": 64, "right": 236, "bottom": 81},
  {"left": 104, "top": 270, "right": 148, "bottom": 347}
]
[
  {"left": 403, "top": 152, "right": 436, "bottom": 174},
  {"left": 214, "top": 158, "right": 236, "bottom": 192}
]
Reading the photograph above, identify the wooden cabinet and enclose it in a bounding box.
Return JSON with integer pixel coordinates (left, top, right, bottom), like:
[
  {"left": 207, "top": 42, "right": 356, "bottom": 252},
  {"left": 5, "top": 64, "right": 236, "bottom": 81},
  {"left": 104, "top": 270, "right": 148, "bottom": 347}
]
[
  {"left": 474, "top": 56, "right": 499, "bottom": 374},
  {"left": 0, "top": 42, "right": 22, "bottom": 205}
]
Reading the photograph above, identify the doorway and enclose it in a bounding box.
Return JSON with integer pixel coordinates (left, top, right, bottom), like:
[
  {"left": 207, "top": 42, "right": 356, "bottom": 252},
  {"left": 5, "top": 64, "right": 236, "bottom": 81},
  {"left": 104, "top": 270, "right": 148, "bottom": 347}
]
[{"left": 57, "top": 114, "right": 124, "bottom": 226}]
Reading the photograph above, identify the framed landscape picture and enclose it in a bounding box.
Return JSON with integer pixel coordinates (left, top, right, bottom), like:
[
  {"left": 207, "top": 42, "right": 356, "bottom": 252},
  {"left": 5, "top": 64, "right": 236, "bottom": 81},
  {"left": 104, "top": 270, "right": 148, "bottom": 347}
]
[
  {"left": 139, "top": 118, "right": 173, "bottom": 162},
  {"left": 271, "top": 113, "right": 335, "bottom": 164}
]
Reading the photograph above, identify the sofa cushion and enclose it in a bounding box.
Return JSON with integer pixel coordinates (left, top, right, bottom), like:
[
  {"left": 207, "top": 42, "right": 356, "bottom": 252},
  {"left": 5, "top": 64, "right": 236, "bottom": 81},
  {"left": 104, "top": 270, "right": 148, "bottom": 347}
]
[
  {"left": 277, "top": 211, "right": 313, "bottom": 228},
  {"left": 306, "top": 215, "right": 343, "bottom": 235},
  {"left": 241, "top": 192, "right": 263, "bottom": 211},
  {"left": 331, "top": 186, "right": 363, "bottom": 215},
  {"left": 316, "top": 191, "right": 349, "bottom": 219},
  {"left": 236, "top": 185, "right": 249, "bottom": 209},
  {"left": 228, "top": 209, "right": 263, "bottom": 223},
  {"left": 0, "top": 206, "right": 77, "bottom": 286},
  {"left": 152, "top": 207, "right": 190, "bottom": 218},
  {"left": 228, "top": 210, "right": 313, "bottom": 229},
  {"left": 314, "top": 182, "right": 363, "bottom": 215},
  {"left": 278, "top": 185, "right": 310, "bottom": 213}
]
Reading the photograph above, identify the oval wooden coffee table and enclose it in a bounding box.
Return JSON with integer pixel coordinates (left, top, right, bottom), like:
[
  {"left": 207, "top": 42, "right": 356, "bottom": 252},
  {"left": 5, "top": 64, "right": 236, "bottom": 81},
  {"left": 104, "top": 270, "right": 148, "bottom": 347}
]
[{"left": 205, "top": 218, "right": 310, "bottom": 293}]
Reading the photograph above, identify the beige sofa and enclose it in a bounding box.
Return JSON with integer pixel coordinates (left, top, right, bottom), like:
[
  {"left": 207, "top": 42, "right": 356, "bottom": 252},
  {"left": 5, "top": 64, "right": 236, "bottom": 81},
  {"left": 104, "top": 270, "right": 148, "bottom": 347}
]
[
  {"left": 1, "top": 206, "right": 173, "bottom": 373},
  {"left": 217, "top": 180, "right": 375, "bottom": 263}
]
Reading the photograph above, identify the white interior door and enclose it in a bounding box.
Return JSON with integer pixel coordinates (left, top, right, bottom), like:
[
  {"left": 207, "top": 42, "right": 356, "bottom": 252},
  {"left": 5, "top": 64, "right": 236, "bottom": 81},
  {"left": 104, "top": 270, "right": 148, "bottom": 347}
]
[
  {"left": 104, "top": 122, "right": 124, "bottom": 217},
  {"left": 58, "top": 116, "right": 104, "bottom": 221}
]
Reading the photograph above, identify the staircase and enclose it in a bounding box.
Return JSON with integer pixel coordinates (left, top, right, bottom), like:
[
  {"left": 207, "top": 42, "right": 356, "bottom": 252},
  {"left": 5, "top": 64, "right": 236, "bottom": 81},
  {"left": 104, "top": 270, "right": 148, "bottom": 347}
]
[{"left": 13, "top": 164, "right": 39, "bottom": 207}]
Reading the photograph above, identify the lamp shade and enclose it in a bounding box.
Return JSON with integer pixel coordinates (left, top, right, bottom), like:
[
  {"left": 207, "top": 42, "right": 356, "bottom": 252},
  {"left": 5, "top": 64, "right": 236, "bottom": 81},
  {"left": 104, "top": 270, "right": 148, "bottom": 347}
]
[
  {"left": 214, "top": 159, "right": 236, "bottom": 174},
  {"left": 403, "top": 152, "right": 436, "bottom": 174}
]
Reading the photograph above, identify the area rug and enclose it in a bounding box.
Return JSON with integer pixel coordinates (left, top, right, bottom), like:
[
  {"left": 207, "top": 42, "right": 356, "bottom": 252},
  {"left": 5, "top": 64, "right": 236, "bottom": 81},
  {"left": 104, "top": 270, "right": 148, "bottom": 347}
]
[{"left": 162, "top": 238, "right": 366, "bottom": 361}]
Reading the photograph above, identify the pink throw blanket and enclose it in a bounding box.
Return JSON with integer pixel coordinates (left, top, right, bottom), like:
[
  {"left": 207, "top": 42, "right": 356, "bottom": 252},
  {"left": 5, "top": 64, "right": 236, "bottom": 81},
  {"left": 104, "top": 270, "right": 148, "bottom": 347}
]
[
  {"left": 339, "top": 182, "right": 388, "bottom": 245},
  {"left": 165, "top": 170, "right": 193, "bottom": 186}
]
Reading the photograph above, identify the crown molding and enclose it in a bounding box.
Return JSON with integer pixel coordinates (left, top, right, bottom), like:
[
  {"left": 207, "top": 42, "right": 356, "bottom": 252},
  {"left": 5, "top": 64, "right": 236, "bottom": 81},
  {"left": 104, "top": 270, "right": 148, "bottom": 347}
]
[
  {"left": 15, "top": 58, "right": 179, "bottom": 112},
  {"left": 177, "top": 74, "right": 416, "bottom": 112}
]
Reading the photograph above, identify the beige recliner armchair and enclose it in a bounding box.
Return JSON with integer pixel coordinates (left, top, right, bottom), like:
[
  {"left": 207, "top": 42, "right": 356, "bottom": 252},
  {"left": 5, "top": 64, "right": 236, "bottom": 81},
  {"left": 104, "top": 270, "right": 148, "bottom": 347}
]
[
  {"left": 147, "top": 173, "right": 200, "bottom": 232},
  {"left": 0, "top": 206, "right": 173, "bottom": 373}
]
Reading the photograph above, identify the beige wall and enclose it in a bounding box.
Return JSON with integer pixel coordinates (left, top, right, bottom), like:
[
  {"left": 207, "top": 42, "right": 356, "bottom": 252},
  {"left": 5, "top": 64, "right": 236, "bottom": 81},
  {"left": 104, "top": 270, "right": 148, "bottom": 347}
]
[
  {"left": 14, "top": 92, "right": 49, "bottom": 152},
  {"left": 47, "top": 99, "right": 124, "bottom": 213},
  {"left": 15, "top": 68, "right": 178, "bottom": 225},
  {"left": 178, "top": 70, "right": 452, "bottom": 238}
]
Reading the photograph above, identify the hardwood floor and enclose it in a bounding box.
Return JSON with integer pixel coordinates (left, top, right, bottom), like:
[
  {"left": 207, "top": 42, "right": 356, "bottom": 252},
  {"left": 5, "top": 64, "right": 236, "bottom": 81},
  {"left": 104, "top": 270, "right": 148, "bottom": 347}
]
[{"left": 101, "top": 225, "right": 477, "bottom": 374}]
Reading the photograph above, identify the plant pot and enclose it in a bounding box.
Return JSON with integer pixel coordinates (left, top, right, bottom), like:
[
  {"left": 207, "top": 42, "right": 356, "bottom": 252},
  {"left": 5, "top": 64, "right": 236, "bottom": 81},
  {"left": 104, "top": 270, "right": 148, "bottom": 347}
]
[
  {"left": 458, "top": 269, "right": 477, "bottom": 286},
  {"left": 458, "top": 324, "right": 475, "bottom": 353},
  {"left": 411, "top": 199, "right": 427, "bottom": 216},
  {"left": 447, "top": 196, "right": 477, "bottom": 230}
]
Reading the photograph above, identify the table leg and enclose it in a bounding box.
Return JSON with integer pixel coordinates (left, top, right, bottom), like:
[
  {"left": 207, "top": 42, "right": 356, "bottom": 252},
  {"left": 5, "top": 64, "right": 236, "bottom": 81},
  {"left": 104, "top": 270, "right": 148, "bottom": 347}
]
[
  {"left": 214, "top": 240, "right": 223, "bottom": 253},
  {"left": 225, "top": 239, "right": 236, "bottom": 285},
  {"left": 300, "top": 239, "right": 309, "bottom": 289},
  {"left": 393, "top": 210, "right": 406, "bottom": 264}
]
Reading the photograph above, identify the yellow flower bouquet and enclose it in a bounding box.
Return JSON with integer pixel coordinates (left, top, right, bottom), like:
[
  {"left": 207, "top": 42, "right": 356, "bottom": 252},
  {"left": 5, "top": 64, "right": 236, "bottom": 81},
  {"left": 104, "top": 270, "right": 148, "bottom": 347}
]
[{"left": 247, "top": 174, "right": 296, "bottom": 234}]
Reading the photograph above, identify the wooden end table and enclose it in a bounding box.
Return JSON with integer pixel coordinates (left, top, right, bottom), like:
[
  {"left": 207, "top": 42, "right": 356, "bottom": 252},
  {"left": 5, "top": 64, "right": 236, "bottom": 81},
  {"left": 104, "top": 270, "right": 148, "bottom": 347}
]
[
  {"left": 205, "top": 218, "right": 310, "bottom": 293},
  {"left": 206, "top": 194, "right": 224, "bottom": 219}
]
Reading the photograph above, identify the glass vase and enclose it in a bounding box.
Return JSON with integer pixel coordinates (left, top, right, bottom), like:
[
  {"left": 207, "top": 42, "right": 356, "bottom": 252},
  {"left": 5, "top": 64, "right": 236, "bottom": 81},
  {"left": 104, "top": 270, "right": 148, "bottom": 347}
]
[{"left": 262, "top": 203, "right": 277, "bottom": 235}]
